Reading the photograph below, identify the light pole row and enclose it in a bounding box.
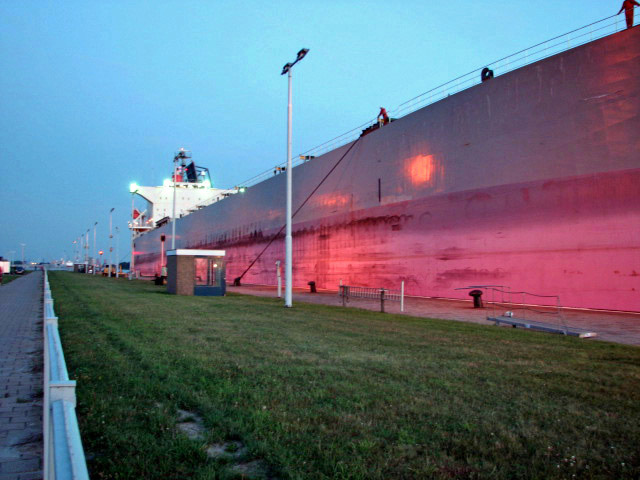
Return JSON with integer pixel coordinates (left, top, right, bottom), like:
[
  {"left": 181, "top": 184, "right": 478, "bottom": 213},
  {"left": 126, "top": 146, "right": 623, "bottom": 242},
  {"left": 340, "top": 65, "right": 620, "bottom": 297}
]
[
  {"left": 69, "top": 49, "right": 308, "bottom": 296},
  {"left": 93, "top": 222, "right": 98, "bottom": 274},
  {"left": 70, "top": 207, "right": 116, "bottom": 275},
  {"left": 109, "top": 207, "right": 114, "bottom": 277}
]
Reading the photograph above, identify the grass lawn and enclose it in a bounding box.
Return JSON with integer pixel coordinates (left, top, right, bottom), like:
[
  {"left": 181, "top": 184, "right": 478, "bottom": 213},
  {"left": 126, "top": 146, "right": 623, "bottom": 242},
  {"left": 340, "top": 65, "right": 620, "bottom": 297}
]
[
  {"left": 1, "top": 273, "right": 28, "bottom": 285},
  {"left": 49, "top": 272, "right": 640, "bottom": 479}
]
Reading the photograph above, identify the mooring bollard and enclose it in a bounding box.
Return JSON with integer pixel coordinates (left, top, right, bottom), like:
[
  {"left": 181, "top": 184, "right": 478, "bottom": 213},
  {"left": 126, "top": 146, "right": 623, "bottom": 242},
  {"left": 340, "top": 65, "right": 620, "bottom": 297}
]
[
  {"left": 341, "top": 285, "right": 349, "bottom": 307},
  {"left": 469, "top": 289, "right": 483, "bottom": 308}
]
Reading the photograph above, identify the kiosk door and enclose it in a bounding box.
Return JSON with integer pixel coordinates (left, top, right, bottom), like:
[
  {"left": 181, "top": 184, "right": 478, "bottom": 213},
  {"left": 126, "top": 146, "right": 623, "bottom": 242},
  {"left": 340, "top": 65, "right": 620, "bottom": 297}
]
[{"left": 193, "top": 257, "right": 226, "bottom": 296}]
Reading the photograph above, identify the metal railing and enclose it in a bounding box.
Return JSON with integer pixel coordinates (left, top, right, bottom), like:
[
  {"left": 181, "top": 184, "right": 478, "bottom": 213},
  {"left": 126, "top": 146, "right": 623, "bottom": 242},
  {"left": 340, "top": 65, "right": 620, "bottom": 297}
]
[
  {"left": 339, "top": 282, "right": 405, "bottom": 313},
  {"left": 458, "top": 284, "right": 569, "bottom": 333},
  {"left": 43, "top": 270, "right": 90, "bottom": 480},
  {"left": 233, "top": 12, "right": 628, "bottom": 191}
]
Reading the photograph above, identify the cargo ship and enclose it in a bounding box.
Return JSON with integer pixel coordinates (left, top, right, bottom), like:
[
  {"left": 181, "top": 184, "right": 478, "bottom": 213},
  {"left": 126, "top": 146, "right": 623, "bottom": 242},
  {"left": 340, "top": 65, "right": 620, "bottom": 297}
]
[{"left": 131, "top": 21, "right": 640, "bottom": 312}]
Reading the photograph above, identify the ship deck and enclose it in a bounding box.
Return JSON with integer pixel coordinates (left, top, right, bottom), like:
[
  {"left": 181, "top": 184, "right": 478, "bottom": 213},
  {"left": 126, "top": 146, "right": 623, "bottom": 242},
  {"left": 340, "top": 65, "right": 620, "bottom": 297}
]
[{"left": 227, "top": 285, "right": 640, "bottom": 346}]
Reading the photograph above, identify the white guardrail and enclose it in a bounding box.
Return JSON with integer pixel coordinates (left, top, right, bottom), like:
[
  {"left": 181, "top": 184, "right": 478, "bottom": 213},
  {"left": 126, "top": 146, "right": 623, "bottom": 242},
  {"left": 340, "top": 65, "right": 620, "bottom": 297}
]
[{"left": 43, "top": 270, "right": 90, "bottom": 480}]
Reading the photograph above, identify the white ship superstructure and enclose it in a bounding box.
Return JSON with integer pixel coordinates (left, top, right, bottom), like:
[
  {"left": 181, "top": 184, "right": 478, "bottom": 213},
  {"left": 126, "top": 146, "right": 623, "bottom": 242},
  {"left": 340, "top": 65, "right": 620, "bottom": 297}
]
[{"left": 128, "top": 150, "right": 239, "bottom": 237}]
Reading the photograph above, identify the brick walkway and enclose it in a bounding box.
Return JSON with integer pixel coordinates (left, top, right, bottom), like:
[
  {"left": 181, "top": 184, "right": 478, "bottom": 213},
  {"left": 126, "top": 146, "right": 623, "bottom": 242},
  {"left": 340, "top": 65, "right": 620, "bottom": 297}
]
[{"left": 0, "top": 272, "right": 43, "bottom": 480}]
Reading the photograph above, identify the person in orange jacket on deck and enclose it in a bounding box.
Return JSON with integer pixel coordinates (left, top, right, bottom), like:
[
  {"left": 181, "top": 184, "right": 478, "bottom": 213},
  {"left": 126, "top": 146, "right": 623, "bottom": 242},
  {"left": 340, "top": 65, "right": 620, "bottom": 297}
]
[
  {"left": 378, "top": 107, "right": 389, "bottom": 126},
  {"left": 618, "top": 0, "right": 640, "bottom": 29}
]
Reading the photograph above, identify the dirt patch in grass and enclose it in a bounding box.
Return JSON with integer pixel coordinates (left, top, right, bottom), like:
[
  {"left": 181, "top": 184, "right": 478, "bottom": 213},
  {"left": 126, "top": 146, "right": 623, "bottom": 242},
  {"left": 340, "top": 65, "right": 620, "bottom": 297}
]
[
  {"left": 230, "top": 459, "right": 272, "bottom": 479},
  {"left": 174, "top": 406, "right": 270, "bottom": 477},
  {"left": 176, "top": 408, "right": 207, "bottom": 441},
  {"left": 206, "top": 441, "right": 247, "bottom": 460}
]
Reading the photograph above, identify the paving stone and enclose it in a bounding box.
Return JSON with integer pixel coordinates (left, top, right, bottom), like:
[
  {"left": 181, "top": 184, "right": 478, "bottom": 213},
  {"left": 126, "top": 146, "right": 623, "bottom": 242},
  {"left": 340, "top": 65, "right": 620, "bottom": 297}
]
[
  {"left": 0, "top": 458, "right": 39, "bottom": 474},
  {"left": 16, "top": 473, "right": 43, "bottom": 480},
  {"left": 228, "top": 284, "right": 640, "bottom": 346},
  {"left": 0, "top": 272, "right": 43, "bottom": 479}
]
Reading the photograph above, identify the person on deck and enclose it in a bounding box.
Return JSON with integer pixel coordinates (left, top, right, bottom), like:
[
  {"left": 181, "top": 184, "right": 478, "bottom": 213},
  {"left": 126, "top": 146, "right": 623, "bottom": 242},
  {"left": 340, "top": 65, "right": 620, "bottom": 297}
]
[
  {"left": 618, "top": 0, "right": 640, "bottom": 29},
  {"left": 378, "top": 107, "right": 389, "bottom": 126}
]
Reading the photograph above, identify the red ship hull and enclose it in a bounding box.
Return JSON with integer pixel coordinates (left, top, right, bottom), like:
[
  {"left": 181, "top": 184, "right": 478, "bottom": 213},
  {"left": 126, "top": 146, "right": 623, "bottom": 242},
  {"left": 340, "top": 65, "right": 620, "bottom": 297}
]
[{"left": 134, "top": 28, "right": 640, "bottom": 312}]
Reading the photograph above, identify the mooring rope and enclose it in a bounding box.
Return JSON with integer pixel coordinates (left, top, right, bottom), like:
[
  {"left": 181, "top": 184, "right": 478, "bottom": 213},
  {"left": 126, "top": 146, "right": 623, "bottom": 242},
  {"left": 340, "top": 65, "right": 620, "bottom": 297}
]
[{"left": 234, "top": 135, "right": 363, "bottom": 285}]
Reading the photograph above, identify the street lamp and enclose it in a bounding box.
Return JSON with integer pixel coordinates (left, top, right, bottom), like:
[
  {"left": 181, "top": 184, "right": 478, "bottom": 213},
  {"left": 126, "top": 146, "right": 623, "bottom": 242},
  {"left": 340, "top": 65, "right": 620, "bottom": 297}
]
[
  {"left": 85, "top": 228, "right": 90, "bottom": 271},
  {"left": 172, "top": 148, "right": 191, "bottom": 250},
  {"left": 281, "top": 47, "right": 309, "bottom": 308},
  {"left": 109, "top": 207, "right": 114, "bottom": 277},
  {"left": 115, "top": 226, "right": 120, "bottom": 278},
  {"left": 130, "top": 183, "right": 139, "bottom": 280},
  {"left": 93, "top": 222, "right": 98, "bottom": 274},
  {"left": 20, "top": 243, "right": 26, "bottom": 264}
]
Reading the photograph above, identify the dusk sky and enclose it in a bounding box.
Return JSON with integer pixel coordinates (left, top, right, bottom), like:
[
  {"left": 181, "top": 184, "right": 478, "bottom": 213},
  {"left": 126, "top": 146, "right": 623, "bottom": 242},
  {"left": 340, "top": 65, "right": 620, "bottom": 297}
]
[{"left": 0, "top": 1, "right": 618, "bottom": 263}]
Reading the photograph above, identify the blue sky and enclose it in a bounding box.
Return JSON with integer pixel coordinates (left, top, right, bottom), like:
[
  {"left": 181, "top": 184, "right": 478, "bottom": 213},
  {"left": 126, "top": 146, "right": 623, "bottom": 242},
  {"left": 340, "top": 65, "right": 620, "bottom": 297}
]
[{"left": 0, "top": 1, "right": 618, "bottom": 263}]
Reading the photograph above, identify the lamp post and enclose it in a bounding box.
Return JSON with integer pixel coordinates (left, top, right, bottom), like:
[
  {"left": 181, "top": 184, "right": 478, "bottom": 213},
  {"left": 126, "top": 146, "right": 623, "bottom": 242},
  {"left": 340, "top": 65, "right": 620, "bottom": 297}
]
[
  {"left": 280, "top": 48, "right": 309, "bottom": 308},
  {"left": 93, "top": 222, "right": 98, "bottom": 274},
  {"left": 109, "top": 207, "right": 114, "bottom": 277},
  {"left": 85, "top": 228, "right": 90, "bottom": 271},
  {"left": 20, "top": 243, "right": 26, "bottom": 264},
  {"left": 130, "top": 184, "right": 139, "bottom": 280},
  {"left": 171, "top": 148, "right": 190, "bottom": 250},
  {"left": 115, "top": 226, "right": 120, "bottom": 278}
]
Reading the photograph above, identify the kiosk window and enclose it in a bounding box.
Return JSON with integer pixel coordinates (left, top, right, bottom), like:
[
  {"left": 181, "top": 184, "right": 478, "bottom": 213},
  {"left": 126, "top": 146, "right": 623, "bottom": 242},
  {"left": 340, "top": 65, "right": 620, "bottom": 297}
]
[{"left": 194, "top": 257, "right": 218, "bottom": 286}]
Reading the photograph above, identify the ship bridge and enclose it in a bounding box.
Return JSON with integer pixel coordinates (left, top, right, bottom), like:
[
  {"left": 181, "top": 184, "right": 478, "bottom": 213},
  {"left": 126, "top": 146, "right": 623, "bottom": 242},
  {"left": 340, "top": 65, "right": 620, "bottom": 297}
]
[{"left": 128, "top": 154, "right": 238, "bottom": 236}]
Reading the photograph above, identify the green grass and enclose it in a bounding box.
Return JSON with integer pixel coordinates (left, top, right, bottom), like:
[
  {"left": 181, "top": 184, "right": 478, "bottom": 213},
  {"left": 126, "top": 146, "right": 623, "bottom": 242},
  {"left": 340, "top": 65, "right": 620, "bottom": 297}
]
[
  {"left": 2, "top": 273, "right": 29, "bottom": 285},
  {"left": 49, "top": 272, "right": 640, "bottom": 479}
]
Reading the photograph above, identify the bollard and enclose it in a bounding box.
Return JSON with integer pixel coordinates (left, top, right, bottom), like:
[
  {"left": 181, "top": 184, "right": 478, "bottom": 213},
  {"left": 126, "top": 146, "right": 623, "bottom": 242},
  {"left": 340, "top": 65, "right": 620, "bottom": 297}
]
[
  {"left": 380, "top": 288, "right": 385, "bottom": 313},
  {"left": 469, "top": 289, "right": 483, "bottom": 308},
  {"left": 341, "top": 285, "right": 349, "bottom": 307},
  {"left": 276, "top": 261, "right": 282, "bottom": 298}
]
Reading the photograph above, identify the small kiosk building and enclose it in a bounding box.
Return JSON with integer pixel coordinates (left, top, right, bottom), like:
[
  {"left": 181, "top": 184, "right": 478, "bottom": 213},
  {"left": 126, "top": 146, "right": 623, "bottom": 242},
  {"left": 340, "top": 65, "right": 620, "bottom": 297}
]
[{"left": 166, "top": 249, "right": 226, "bottom": 296}]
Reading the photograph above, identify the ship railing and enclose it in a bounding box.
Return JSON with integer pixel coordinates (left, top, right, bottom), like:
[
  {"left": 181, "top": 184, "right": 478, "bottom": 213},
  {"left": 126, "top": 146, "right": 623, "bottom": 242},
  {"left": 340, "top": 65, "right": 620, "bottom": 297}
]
[
  {"left": 388, "top": 12, "right": 628, "bottom": 123},
  {"left": 232, "top": 12, "right": 629, "bottom": 192},
  {"left": 339, "top": 282, "right": 405, "bottom": 313},
  {"left": 43, "top": 270, "right": 90, "bottom": 480}
]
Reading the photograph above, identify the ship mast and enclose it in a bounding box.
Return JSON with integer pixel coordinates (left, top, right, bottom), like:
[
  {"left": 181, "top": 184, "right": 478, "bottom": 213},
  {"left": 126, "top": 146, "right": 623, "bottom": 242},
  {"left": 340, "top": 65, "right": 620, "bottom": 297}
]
[{"left": 172, "top": 148, "right": 191, "bottom": 250}]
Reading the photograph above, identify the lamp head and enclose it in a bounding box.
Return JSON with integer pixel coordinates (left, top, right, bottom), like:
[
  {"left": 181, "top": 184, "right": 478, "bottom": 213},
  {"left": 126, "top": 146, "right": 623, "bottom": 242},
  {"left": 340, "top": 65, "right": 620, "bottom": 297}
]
[
  {"left": 296, "top": 48, "right": 309, "bottom": 61},
  {"left": 281, "top": 62, "right": 292, "bottom": 75}
]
